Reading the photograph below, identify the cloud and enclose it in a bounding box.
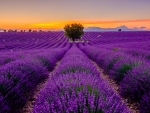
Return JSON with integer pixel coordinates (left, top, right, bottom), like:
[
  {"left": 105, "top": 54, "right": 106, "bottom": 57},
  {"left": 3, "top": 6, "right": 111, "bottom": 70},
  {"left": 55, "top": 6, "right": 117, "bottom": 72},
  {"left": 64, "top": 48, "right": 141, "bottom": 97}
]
[
  {"left": 140, "top": 26, "right": 146, "bottom": 29},
  {"left": 84, "top": 25, "right": 147, "bottom": 31},
  {"left": 82, "top": 19, "right": 150, "bottom": 25}
]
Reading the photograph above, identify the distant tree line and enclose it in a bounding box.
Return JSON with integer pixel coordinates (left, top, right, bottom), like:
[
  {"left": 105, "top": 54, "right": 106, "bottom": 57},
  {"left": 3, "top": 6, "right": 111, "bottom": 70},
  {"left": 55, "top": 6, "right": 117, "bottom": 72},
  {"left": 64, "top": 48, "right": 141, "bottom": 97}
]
[{"left": 3, "top": 29, "right": 50, "bottom": 32}]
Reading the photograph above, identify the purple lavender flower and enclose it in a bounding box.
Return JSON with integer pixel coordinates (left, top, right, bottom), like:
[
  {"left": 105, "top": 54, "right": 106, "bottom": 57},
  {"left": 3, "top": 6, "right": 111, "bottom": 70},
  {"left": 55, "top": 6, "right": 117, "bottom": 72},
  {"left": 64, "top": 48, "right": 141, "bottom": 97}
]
[
  {"left": 0, "top": 58, "right": 48, "bottom": 111},
  {"left": 120, "top": 64, "right": 150, "bottom": 102},
  {"left": 140, "top": 91, "right": 150, "bottom": 113},
  {"left": 32, "top": 46, "right": 130, "bottom": 113},
  {"left": 32, "top": 73, "right": 129, "bottom": 113}
]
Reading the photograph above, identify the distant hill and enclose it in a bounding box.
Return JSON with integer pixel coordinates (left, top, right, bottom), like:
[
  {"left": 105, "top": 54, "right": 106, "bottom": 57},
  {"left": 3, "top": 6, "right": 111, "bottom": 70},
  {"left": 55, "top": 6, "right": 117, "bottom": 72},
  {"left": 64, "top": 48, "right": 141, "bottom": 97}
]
[
  {"left": 84, "top": 25, "right": 147, "bottom": 31},
  {"left": 0, "top": 29, "right": 4, "bottom": 32}
]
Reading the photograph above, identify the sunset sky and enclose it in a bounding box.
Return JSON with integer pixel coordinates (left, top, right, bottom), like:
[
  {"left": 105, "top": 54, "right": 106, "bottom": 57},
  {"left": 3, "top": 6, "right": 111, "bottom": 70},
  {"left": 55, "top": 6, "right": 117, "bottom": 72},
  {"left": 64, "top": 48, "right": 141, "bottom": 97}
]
[{"left": 0, "top": 0, "right": 150, "bottom": 30}]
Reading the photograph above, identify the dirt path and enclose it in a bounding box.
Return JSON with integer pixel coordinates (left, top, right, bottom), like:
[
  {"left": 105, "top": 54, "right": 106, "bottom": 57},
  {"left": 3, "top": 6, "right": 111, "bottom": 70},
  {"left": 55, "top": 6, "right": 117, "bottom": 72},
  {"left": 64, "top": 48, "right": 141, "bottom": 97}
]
[
  {"left": 20, "top": 62, "right": 60, "bottom": 113},
  {"left": 91, "top": 60, "right": 139, "bottom": 113}
]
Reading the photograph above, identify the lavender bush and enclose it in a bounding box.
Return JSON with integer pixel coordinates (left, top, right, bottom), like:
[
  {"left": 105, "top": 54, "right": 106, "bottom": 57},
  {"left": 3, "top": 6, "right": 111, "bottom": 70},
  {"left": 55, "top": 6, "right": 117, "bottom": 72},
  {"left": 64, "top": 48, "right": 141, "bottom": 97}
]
[
  {"left": 32, "top": 73, "right": 130, "bottom": 113},
  {"left": 32, "top": 45, "right": 130, "bottom": 113},
  {"left": 80, "top": 46, "right": 145, "bottom": 83},
  {"left": 0, "top": 58, "right": 48, "bottom": 111},
  {"left": 80, "top": 47, "right": 123, "bottom": 73},
  {"left": 1, "top": 31, "right": 150, "bottom": 112},
  {"left": 35, "top": 49, "right": 66, "bottom": 71},
  {"left": 56, "top": 46, "right": 99, "bottom": 75},
  {"left": 140, "top": 91, "right": 150, "bottom": 113},
  {"left": 110, "top": 57, "right": 143, "bottom": 83},
  {"left": 120, "top": 64, "right": 150, "bottom": 102},
  {"left": 0, "top": 94, "right": 10, "bottom": 113}
]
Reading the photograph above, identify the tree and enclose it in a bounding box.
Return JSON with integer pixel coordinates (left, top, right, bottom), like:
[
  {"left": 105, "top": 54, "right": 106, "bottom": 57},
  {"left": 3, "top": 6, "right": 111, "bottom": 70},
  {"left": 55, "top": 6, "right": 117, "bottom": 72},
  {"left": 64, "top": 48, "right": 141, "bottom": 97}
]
[
  {"left": 64, "top": 23, "right": 84, "bottom": 41},
  {"left": 29, "top": 29, "right": 32, "bottom": 32},
  {"left": 8, "top": 29, "right": 13, "bottom": 32},
  {"left": 118, "top": 29, "right": 122, "bottom": 32}
]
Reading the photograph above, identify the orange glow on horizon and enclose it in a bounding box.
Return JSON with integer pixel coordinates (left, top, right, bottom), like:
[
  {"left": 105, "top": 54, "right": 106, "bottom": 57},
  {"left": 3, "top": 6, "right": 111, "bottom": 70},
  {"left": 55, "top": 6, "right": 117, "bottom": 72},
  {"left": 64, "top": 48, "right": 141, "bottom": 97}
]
[{"left": 1, "top": 19, "right": 150, "bottom": 30}]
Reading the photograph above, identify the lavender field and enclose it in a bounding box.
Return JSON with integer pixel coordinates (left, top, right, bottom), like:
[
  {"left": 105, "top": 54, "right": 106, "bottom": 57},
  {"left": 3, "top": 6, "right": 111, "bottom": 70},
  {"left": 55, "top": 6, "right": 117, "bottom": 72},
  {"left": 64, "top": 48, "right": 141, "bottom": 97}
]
[{"left": 0, "top": 31, "right": 150, "bottom": 113}]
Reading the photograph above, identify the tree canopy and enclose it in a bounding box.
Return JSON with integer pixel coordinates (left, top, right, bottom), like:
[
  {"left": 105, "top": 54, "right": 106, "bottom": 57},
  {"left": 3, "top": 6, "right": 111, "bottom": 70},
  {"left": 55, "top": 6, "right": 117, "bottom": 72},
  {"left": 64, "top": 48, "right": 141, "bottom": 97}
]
[{"left": 64, "top": 23, "right": 84, "bottom": 41}]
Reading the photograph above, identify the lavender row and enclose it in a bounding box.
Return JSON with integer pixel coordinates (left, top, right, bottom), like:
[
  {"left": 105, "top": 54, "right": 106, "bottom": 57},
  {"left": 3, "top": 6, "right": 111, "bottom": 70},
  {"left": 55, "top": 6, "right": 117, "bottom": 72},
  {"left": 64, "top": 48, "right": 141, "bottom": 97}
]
[
  {"left": 35, "top": 43, "right": 71, "bottom": 71},
  {"left": 0, "top": 32, "right": 68, "bottom": 52},
  {"left": 95, "top": 41, "right": 150, "bottom": 51},
  {"left": 55, "top": 43, "right": 99, "bottom": 75},
  {"left": 1, "top": 31, "right": 150, "bottom": 52},
  {"left": 0, "top": 49, "right": 48, "bottom": 67},
  {"left": 0, "top": 42, "right": 71, "bottom": 68},
  {"left": 0, "top": 46, "right": 70, "bottom": 113},
  {"left": 32, "top": 44, "right": 130, "bottom": 113},
  {"left": 81, "top": 31, "right": 150, "bottom": 46},
  {"left": 79, "top": 45, "right": 150, "bottom": 112},
  {"left": 114, "top": 48, "right": 150, "bottom": 60},
  {"left": 94, "top": 42, "right": 150, "bottom": 59},
  {"left": 0, "top": 58, "right": 48, "bottom": 113}
]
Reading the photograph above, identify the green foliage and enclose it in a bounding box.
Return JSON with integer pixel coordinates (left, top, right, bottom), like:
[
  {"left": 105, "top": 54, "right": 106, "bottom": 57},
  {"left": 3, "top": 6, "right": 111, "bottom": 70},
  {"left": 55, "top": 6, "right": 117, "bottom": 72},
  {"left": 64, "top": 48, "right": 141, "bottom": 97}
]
[
  {"left": 107, "top": 57, "right": 121, "bottom": 70},
  {"left": 61, "top": 66, "right": 91, "bottom": 74},
  {"left": 0, "top": 84, "right": 5, "bottom": 95},
  {"left": 119, "top": 64, "right": 132, "bottom": 74},
  {"left": 117, "top": 64, "right": 132, "bottom": 82},
  {"left": 64, "top": 23, "right": 84, "bottom": 41}
]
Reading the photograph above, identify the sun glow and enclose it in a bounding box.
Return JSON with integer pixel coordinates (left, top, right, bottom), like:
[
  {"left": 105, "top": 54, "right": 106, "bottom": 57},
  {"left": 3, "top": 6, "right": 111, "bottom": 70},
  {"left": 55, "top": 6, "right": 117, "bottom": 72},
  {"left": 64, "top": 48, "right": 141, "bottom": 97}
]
[
  {"left": 1, "top": 19, "right": 150, "bottom": 30},
  {"left": 30, "top": 19, "right": 150, "bottom": 30}
]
